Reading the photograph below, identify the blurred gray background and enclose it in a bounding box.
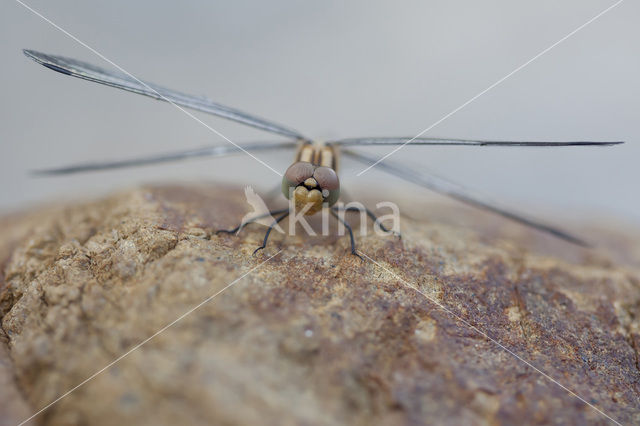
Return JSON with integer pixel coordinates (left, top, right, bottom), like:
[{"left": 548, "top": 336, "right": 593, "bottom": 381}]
[{"left": 1, "top": 1, "right": 638, "bottom": 225}]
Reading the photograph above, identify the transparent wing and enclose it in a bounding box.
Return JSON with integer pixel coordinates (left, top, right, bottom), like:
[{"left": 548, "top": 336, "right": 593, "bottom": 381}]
[
  {"left": 24, "top": 49, "right": 307, "bottom": 140},
  {"left": 333, "top": 137, "right": 623, "bottom": 147},
  {"left": 33, "top": 141, "right": 297, "bottom": 175},
  {"left": 341, "top": 148, "right": 589, "bottom": 246}
]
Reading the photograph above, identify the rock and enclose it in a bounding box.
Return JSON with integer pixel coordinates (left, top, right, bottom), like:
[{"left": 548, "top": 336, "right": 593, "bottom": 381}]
[{"left": 1, "top": 184, "right": 639, "bottom": 425}]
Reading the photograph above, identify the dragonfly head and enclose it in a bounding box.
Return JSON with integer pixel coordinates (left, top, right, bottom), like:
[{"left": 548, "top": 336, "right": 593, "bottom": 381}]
[{"left": 282, "top": 162, "right": 340, "bottom": 215}]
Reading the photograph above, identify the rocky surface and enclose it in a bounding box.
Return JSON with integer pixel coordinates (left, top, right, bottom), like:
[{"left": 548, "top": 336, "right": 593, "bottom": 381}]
[{"left": 0, "top": 184, "right": 639, "bottom": 425}]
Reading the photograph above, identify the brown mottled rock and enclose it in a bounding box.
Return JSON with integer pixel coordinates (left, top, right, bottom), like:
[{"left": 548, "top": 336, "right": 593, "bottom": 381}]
[{"left": 1, "top": 184, "right": 639, "bottom": 425}]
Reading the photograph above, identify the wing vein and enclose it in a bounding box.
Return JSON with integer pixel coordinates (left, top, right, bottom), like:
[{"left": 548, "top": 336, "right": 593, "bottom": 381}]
[
  {"left": 342, "top": 148, "right": 589, "bottom": 246},
  {"left": 24, "top": 49, "right": 307, "bottom": 140},
  {"left": 32, "top": 141, "right": 297, "bottom": 175},
  {"left": 334, "top": 137, "right": 623, "bottom": 147}
]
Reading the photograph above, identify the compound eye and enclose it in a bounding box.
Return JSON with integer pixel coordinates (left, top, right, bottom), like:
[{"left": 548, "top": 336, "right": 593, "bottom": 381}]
[
  {"left": 313, "top": 167, "right": 339, "bottom": 191},
  {"left": 284, "top": 162, "right": 315, "bottom": 185},
  {"left": 282, "top": 162, "right": 316, "bottom": 199},
  {"left": 313, "top": 167, "right": 340, "bottom": 206}
]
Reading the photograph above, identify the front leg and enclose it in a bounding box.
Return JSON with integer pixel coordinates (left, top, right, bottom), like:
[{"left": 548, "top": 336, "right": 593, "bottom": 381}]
[
  {"left": 335, "top": 205, "right": 401, "bottom": 239},
  {"left": 253, "top": 211, "right": 290, "bottom": 255},
  {"left": 216, "top": 208, "right": 288, "bottom": 235},
  {"left": 330, "top": 209, "right": 363, "bottom": 260}
]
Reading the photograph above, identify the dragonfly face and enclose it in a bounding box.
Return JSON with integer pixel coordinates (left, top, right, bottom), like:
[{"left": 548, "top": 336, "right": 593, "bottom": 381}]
[{"left": 282, "top": 150, "right": 341, "bottom": 215}]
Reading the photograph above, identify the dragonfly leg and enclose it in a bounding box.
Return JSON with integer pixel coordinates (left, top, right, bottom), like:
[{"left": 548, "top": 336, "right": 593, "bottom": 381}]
[
  {"left": 335, "top": 206, "right": 401, "bottom": 239},
  {"left": 216, "top": 208, "right": 288, "bottom": 235},
  {"left": 330, "top": 209, "right": 363, "bottom": 260},
  {"left": 253, "top": 211, "right": 290, "bottom": 255}
]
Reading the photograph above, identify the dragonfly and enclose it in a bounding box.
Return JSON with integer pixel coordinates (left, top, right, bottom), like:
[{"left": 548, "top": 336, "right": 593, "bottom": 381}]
[{"left": 23, "top": 49, "right": 623, "bottom": 258}]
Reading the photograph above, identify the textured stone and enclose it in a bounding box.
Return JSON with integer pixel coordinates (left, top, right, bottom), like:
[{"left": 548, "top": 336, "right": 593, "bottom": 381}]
[{"left": 0, "top": 184, "right": 639, "bottom": 425}]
